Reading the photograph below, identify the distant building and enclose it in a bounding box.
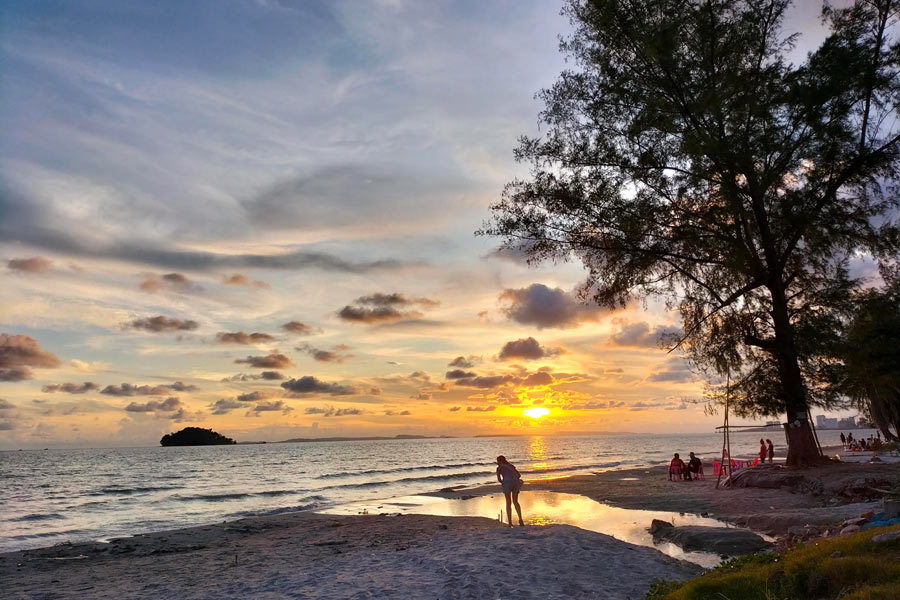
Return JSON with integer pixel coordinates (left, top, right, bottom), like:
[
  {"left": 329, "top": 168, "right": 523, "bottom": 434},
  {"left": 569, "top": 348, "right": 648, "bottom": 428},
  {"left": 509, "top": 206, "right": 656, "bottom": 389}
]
[
  {"left": 815, "top": 415, "right": 839, "bottom": 429},
  {"left": 838, "top": 416, "right": 857, "bottom": 430}
]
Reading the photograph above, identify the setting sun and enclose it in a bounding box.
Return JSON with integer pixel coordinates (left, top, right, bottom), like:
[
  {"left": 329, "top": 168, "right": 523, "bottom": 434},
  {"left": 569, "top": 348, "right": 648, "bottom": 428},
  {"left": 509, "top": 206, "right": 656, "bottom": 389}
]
[{"left": 522, "top": 407, "right": 550, "bottom": 419}]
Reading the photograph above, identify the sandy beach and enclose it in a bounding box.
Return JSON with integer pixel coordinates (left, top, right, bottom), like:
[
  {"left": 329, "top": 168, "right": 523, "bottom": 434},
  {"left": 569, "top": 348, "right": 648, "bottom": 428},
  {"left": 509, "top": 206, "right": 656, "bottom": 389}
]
[{"left": 5, "top": 448, "right": 900, "bottom": 599}]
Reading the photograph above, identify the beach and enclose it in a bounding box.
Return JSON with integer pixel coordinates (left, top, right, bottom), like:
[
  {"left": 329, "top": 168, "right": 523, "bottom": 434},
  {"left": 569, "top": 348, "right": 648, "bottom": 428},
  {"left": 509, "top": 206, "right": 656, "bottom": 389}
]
[{"left": 5, "top": 448, "right": 899, "bottom": 599}]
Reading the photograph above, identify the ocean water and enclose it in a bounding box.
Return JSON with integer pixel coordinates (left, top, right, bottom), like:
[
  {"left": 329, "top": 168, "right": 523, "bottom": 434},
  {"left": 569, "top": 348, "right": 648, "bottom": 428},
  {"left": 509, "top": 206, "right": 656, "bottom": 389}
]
[{"left": 0, "top": 429, "right": 867, "bottom": 553}]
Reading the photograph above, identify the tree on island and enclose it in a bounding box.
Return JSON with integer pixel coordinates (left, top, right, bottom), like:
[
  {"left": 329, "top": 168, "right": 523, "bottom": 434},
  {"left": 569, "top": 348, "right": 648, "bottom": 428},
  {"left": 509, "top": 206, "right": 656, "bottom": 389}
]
[
  {"left": 160, "top": 427, "right": 236, "bottom": 446},
  {"left": 482, "top": 0, "right": 900, "bottom": 466}
]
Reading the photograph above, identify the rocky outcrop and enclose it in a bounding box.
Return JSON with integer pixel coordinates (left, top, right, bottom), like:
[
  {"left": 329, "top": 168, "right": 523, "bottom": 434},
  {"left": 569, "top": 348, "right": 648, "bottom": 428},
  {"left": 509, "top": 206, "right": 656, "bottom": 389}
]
[{"left": 650, "top": 519, "right": 772, "bottom": 556}]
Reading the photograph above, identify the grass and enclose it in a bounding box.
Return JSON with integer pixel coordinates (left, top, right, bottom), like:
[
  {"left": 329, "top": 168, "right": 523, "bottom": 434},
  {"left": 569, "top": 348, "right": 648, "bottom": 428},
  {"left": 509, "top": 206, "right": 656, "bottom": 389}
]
[{"left": 644, "top": 524, "right": 900, "bottom": 600}]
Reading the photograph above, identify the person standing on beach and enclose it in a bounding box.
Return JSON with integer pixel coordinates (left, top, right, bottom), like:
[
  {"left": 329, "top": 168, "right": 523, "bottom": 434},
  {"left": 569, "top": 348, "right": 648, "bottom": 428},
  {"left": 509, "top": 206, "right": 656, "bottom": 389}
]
[
  {"left": 841, "top": 432, "right": 846, "bottom": 447},
  {"left": 496, "top": 455, "right": 524, "bottom": 527},
  {"left": 766, "top": 439, "right": 774, "bottom": 463},
  {"left": 759, "top": 439, "right": 767, "bottom": 463}
]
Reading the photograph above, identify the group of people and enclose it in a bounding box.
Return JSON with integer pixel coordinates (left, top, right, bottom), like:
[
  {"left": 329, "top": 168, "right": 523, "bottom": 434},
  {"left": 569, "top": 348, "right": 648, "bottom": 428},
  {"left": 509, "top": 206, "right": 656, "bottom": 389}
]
[
  {"left": 668, "top": 451, "right": 703, "bottom": 481},
  {"left": 759, "top": 438, "right": 775, "bottom": 463},
  {"left": 841, "top": 431, "right": 882, "bottom": 451}
]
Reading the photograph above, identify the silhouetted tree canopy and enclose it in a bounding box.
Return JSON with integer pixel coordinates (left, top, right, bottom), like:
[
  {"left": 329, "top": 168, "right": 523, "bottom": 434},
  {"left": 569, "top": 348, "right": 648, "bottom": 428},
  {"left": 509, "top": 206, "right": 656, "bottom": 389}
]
[
  {"left": 482, "top": 0, "right": 900, "bottom": 465},
  {"left": 160, "top": 427, "right": 236, "bottom": 446}
]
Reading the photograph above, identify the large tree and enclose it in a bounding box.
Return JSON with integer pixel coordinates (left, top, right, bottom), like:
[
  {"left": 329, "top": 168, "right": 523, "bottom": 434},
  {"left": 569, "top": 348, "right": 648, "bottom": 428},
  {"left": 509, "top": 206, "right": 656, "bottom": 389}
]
[{"left": 482, "top": 0, "right": 900, "bottom": 465}]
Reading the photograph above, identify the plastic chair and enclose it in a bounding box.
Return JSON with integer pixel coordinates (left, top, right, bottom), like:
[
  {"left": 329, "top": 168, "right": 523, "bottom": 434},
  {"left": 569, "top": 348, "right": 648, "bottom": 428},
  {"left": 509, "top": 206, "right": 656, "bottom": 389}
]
[{"left": 669, "top": 465, "right": 682, "bottom": 481}]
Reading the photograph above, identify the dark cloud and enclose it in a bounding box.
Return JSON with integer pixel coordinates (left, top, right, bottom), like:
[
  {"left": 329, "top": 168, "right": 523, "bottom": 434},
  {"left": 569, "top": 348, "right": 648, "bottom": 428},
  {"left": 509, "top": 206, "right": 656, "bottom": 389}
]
[
  {"left": 127, "top": 316, "right": 199, "bottom": 332},
  {"left": 234, "top": 352, "right": 293, "bottom": 369},
  {"left": 338, "top": 292, "right": 438, "bottom": 324},
  {"left": 281, "top": 376, "right": 356, "bottom": 396},
  {"left": 281, "top": 321, "right": 318, "bottom": 335},
  {"left": 139, "top": 272, "right": 201, "bottom": 294},
  {"left": 383, "top": 409, "right": 411, "bottom": 416},
  {"left": 409, "top": 371, "right": 431, "bottom": 384},
  {"left": 125, "top": 396, "right": 182, "bottom": 413},
  {"left": 101, "top": 382, "right": 197, "bottom": 396},
  {"left": 216, "top": 331, "right": 276, "bottom": 344},
  {"left": 210, "top": 398, "right": 245, "bottom": 415},
  {"left": 413, "top": 392, "right": 432, "bottom": 401},
  {"left": 466, "top": 405, "right": 496, "bottom": 412},
  {"left": 42, "top": 382, "right": 99, "bottom": 394},
  {"left": 247, "top": 400, "right": 293, "bottom": 415},
  {"left": 0, "top": 398, "right": 15, "bottom": 409},
  {"left": 448, "top": 406, "right": 461, "bottom": 412},
  {"left": 223, "top": 273, "right": 269, "bottom": 288},
  {"left": 499, "top": 284, "right": 608, "bottom": 329},
  {"left": 260, "top": 371, "right": 285, "bottom": 380},
  {"left": 454, "top": 375, "right": 518, "bottom": 389},
  {"left": 561, "top": 400, "right": 625, "bottom": 410},
  {"left": 497, "top": 337, "right": 561, "bottom": 361},
  {"left": 304, "top": 406, "right": 363, "bottom": 417},
  {"left": 296, "top": 343, "right": 352, "bottom": 363},
  {"left": 445, "top": 369, "right": 477, "bottom": 380},
  {"left": 448, "top": 355, "right": 480, "bottom": 368},
  {"left": 7, "top": 256, "right": 52, "bottom": 272},
  {"left": 610, "top": 322, "right": 683, "bottom": 348},
  {"left": 647, "top": 358, "right": 696, "bottom": 383},
  {"left": 0, "top": 334, "right": 61, "bottom": 380},
  {"left": 236, "top": 391, "right": 275, "bottom": 402}
]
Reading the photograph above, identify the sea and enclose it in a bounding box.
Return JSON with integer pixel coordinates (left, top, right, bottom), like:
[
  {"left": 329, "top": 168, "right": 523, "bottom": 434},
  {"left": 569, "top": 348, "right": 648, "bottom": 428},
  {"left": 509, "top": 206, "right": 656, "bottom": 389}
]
[{"left": 0, "top": 429, "right": 871, "bottom": 554}]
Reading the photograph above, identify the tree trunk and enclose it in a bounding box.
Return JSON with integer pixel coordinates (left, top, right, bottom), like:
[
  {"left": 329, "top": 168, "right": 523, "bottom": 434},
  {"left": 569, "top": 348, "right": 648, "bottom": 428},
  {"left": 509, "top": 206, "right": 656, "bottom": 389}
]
[{"left": 769, "top": 282, "right": 823, "bottom": 466}]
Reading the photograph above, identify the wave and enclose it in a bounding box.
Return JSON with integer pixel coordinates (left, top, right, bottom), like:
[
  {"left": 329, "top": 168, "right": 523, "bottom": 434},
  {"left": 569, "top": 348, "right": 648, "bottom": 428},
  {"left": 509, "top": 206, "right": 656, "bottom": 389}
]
[
  {"left": 8, "top": 513, "right": 67, "bottom": 522},
  {"left": 315, "top": 460, "right": 495, "bottom": 480},
  {"left": 228, "top": 495, "right": 331, "bottom": 518},
  {"left": 88, "top": 485, "right": 181, "bottom": 496}
]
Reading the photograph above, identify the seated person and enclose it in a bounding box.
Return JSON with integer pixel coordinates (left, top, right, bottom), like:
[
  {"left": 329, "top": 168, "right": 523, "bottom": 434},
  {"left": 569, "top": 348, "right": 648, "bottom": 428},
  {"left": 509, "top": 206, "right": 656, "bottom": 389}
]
[
  {"left": 669, "top": 453, "right": 686, "bottom": 481},
  {"left": 687, "top": 452, "right": 702, "bottom": 479}
]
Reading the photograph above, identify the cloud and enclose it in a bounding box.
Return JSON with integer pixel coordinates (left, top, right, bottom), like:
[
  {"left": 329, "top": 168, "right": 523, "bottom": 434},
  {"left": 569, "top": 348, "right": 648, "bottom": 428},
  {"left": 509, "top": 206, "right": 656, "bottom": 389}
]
[
  {"left": 127, "top": 316, "right": 199, "bottom": 332},
  {"left": 101, "top": 382, "right": 197, "bottom": 396},
  {"left": 281, "top": 376, "right": 356, "bottom": 396},
  {"left": 246, "top": 400, "right": 293, "bottom": 415},
  {"left": 223, "top": 371, "right": 285, "bottom": 381},
  {"left": 7, "top": 256, "right": 52, "bottom": 272},
  {"left": 383, "top": 409, "right": 411, "bottom": 416},
  {"left": 304, "top": 406, "right": 363, "bottom": 417},
  {"left": 236, "top": 390, "right": 275, "bottom": 402},
  {"left": 223, "top": 273, "right": 269, "bottom": 288},
  {"left": 338, "top": 292, "right": 438, "bottom": 324},
  {"left": 448, "top": 406, "right": 461, "bottom": 412},
  {"left": 497, "top": 337, "right": 561, "bottom": 361},
  {"left": 466, "top": 405, "right": 496, "bottom": 412},
  {"left": 296, "top": 343, "right": 352, "bottom": 363},
  {"left": 445, "top": 369, "right": 477, "bottom": 380},
  {"left": 69, "top": 359, "right": 108, "bottom": 373},
  {"left": 0, "top": 334, "right": 61, "bottom": 380},
  {"left": 234, "top": 352, "right": 293, "bottom": 369},
  {"left": 139, "top": 272, "right": 201, "bottom": 293},
  {"left": 561, "top": 400, "right": 625, "bottom": 410},
  {"left": 499, "top": 284, "right": 608, "bottom": 329},
  {"left": 610, "top": 322, "right": 682, "bottom": 348},
  {"left": 210, "top": 398, "right": 245, "bottom": 415},
  {"left": 281, "top": 321, "right": 319, "bottom": 335},
  {"left": 448, "top": 355, "right": 480, "bottom": 368},
  {"left": 42, "top": 382, "right": 99, "bottom": 394},
  {"left": 521, "top": 371, "right": 554, "bottom": 387},
  {"left": 216, "top": 331, "right": 276, "bottom": 344},
  {"left": 647, "top": 358, "right": 696, "bottom": 383},
  {"left": 124, "top": 396, "right": 182, "bottom": 413},
  {"left": 454, "top": 375, "right": 518, "bottom": 389},
  {"left": 0, "top": 398, "right": 15, "bottom": 409}
]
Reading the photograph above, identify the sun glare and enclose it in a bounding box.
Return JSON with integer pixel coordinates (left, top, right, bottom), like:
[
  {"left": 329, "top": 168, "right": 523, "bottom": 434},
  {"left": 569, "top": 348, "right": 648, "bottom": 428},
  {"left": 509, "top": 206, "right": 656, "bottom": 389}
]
[{"left": 523, "top": 407, "right": 550, "bottom": 419}]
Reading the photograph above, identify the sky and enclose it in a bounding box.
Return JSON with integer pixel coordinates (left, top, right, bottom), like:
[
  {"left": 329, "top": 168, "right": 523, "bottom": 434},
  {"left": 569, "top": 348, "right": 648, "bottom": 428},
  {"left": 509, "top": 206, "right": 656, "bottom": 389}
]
[{"left": 0, "top": 0, "right": 851, "bottom": 449}]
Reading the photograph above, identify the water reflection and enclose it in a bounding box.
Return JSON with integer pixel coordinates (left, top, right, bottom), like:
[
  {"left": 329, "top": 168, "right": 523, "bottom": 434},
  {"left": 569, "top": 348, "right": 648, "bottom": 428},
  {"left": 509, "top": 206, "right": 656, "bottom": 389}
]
[
  {"left": 320, "top": 490, "right": 733, "bottom": 568},
  {"left": 527, "top": 436, "right": 549, "bottom": 471}
]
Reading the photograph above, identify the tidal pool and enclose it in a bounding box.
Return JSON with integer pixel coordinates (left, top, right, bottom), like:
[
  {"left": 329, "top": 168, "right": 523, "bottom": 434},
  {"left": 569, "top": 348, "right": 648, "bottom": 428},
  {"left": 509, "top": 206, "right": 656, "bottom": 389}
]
[{"left": 320, "top": 490, "right": 753, "bottom": 568}]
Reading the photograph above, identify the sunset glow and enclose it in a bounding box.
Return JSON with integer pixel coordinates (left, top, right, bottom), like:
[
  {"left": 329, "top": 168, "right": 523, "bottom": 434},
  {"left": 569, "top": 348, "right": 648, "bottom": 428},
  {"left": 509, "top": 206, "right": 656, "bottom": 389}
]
[{"left": 523, "top": 408, "right": 550, "bottom": 419}]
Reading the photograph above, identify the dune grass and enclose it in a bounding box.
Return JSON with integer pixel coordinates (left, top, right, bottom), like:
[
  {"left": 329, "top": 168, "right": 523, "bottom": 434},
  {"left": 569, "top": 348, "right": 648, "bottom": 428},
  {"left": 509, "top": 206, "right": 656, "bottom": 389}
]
[{"left": 645, "top": 524, "right": 900, "bottom": 600}]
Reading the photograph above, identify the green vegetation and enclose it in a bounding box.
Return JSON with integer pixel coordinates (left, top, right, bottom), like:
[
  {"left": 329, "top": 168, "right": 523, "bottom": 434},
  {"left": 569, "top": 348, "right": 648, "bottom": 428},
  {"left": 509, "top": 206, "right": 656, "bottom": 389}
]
[
  {"left": 160, "top": 427, "right": 236, "bottom": 446},
  {"left": 645, "top": 525, "right": 900, "bottom": 600},
  {"left": 482, "top": 0, "right": 900, "bottom": 465}
]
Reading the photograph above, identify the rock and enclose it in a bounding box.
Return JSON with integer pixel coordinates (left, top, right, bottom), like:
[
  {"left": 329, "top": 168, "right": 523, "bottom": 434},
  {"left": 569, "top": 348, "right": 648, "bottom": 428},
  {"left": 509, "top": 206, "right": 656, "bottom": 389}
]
[
  {"left": 830, "top": 551, "right": 843, "bottom": 558},
  {"left": 828, "top": 497, "right": 840, "bottom": 506},
  {"left": 649, "top": 519, "right": 673, "bottom": 534},
  {"left": 651, "top": 525, "right": 772, "bottom": 556},
  {"left": 872, "top": 530, "right": 900, "bottom": 543},
  {"left": 861, "top": 511, "right": 875, "bottom": 520},
  {"left": 841, "top": 517, "right": 868, "bottom": 527},
  {"left": 884, "top": 499, "right": 900, "bottom": 519},
  {"left": 839, "top": 525, "right": 860, "bottom": 536}
]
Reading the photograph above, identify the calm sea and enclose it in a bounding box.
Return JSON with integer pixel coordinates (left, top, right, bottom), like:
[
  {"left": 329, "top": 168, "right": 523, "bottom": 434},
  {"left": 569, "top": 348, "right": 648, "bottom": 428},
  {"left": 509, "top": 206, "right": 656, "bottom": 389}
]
[{"left": 0, "top": 429, "right": 866, "bottom": 553}]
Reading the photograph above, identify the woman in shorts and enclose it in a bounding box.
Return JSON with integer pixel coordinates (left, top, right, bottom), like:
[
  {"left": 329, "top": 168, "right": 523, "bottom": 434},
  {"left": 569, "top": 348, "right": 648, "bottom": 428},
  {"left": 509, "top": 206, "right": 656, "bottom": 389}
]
[{"left": 496, "top": 455, "right": 524, "bottom": 526}]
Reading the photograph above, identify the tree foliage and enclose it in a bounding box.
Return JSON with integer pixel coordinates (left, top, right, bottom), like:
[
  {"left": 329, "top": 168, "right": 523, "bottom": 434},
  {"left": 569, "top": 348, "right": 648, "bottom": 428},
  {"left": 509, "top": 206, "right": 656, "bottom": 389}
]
[
  {"left": 481, "top": 0, "right": 900, "bottom": 465},
  {"left": 160, "top": 427, "right": 236, "bottom": 446}
]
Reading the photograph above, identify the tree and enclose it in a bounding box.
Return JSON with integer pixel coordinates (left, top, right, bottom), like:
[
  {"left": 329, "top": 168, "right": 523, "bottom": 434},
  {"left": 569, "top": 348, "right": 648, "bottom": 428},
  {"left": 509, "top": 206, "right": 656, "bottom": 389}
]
[
  {"left": 840, "top": 280, "right": 900, "bottom": 441},
  {"left": 160, "top": 427, "right": 236, "bottom": 446},
  {"left": 482, "top": 0, "right": 900, "bottom": 465}
]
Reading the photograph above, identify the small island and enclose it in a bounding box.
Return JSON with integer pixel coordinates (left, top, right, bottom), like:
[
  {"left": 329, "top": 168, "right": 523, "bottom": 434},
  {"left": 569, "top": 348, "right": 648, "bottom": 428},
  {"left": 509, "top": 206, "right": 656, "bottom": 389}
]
[{"left": 160, "top": 427, "right": 236, "bottom": 446}]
